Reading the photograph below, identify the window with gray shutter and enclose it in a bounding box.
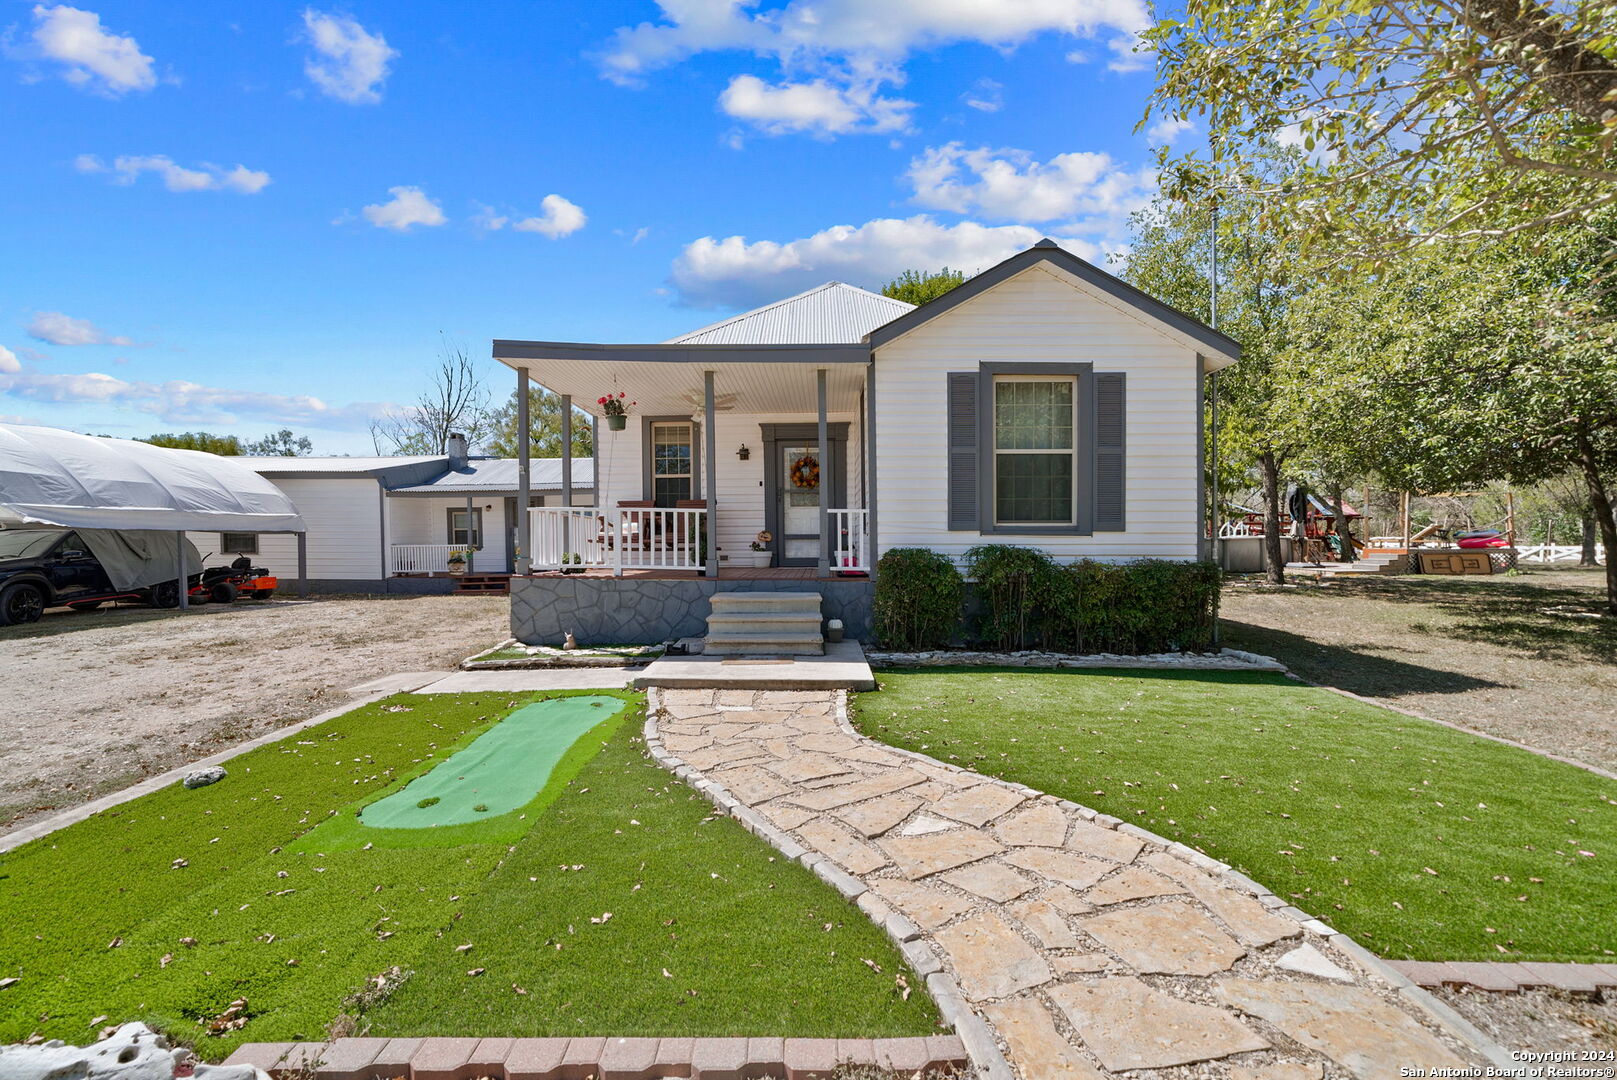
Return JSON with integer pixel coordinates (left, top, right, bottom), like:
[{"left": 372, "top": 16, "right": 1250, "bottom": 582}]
[
  {"left": 947, "top": 372, "right": 978, "bottom": 530},
  {"left": 1094, "top": 372, "right": 1126, "bottom": 530}
]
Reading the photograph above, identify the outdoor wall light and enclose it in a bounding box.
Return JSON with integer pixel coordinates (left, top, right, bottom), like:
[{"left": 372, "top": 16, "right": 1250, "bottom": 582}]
[{"left": 737, "top": 444, "right": 751, "bottom": 460}]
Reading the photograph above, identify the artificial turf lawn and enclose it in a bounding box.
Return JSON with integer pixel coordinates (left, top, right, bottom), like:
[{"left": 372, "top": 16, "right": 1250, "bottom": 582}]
[
  {"left": 0, "top": 691, "right": 936, "bottom": 1058},
  {"left": 853, "top": 667, "right": 1617, "bottom": 964}
]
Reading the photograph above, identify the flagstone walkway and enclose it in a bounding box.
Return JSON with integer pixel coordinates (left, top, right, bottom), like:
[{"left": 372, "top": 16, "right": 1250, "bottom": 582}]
[{"left": 647, "top": 688, "right": 1499, "bottom": 1080}]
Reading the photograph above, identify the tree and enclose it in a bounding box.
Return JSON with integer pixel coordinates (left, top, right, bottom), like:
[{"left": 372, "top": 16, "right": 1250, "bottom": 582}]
[
  {"left": 1144, "top": 0, "right": 1617, "bottom": 254},
  {"left": 1125, "top": 146, "right": 1326, "bottom": 582},
  {"left": 244, "top": 428, "right": 314, "bottom": 456},
  {"left": 142, "top": 431, "right": 243, "bottom": 455},
  {"left": 371, "top": 337, "right": 490, "bottom": 455},
  {"left": 882, "top": 268, "right": 966, "bottom": 306},
  {"left": 485, "top": 386, "right": 595, "bottom": 459},
  {"left": 1287, "top": 208, "right": 1617, "bottom": 611}
]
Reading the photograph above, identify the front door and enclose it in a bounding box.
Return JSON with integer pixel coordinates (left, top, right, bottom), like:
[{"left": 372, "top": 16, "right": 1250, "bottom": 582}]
[
  {"left": 778, "top": 444, "right": 823, "bottom": 566},
  {"left": 761, "top": 423, "right": 848, "bottom": 568}
]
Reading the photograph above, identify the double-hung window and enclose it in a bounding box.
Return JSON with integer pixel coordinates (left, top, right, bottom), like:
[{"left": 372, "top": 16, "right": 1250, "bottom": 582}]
[
  {"left": 651, "top": 423, "right": 694, "bottom": 507},
  {"left": 993, "top": 376, "right": 1077, "bottom": 525},
  {"left": 447, "top": 508, "right": 482, "bottom": 548}
]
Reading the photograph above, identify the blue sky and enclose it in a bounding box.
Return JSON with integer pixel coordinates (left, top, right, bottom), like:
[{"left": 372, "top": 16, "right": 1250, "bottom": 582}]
[{"left": 1, "top": 1, "right": 1193, "bottom": 453}]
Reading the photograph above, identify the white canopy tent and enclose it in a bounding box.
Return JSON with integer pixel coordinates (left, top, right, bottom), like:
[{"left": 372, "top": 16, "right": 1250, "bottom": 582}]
[{"left": 0, "top": 423, "right": 308, "bottom": 605}]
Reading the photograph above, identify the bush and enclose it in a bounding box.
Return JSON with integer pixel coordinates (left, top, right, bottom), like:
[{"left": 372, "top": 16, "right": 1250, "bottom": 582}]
[
  {"left": 963, "top": 544, "right": 1063, "bottom": 650},
  {"left": 1048, "top": 559, "right": 1222, "bottom": 654},
  {"left": 873, "top": 547, "right": 964, "bottom": 649}
]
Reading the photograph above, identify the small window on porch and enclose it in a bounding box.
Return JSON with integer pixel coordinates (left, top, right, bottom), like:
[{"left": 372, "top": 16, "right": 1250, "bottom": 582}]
[
  {"left": 651, "top": 423, "right": 693, "bottom": 507},
  {"left": 220, "top": 532, "right": 258, "bottom": 554},
  {"left": 447, "top": 508, "right": 483, "bottom": 548}
]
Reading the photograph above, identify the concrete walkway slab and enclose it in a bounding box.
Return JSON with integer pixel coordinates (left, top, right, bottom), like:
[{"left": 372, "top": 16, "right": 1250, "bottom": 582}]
[
  {"left": 413, "top": 668, "right": 635, "bottom": 693},
  {"left": 632, "top": 640, "right": 875, "bottom": 691}
]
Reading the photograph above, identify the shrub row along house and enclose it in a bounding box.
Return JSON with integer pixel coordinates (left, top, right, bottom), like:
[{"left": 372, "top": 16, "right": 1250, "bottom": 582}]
[{"left": 497, "top": 240, "right": 1239, "bottom": 648}]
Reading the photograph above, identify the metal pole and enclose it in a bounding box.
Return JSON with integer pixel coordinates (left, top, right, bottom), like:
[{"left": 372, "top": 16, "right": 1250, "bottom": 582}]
[
  {"left": 816, "top": 368, "right": 830, "bottom": 578},
  {"left": 1209, "top": 197, "right": 1219, "bottom": 331},
  {"left": 561, "top": 393, "right": 572, "bottom": 560},
  {"left": 176, "top": 533, "right": 188, "bottom": 610},
  {"left": 296, "top": 532, "right": 308, "bottom": 598},
  {"left": 1210, "top": 370, "right": 1220, "bottom": 568},
  {"left": 703, "top": 370, "right": 718, "bottom": 578},
  {"left": 516, "top": 366, "right": 531, "bottom": 574}
]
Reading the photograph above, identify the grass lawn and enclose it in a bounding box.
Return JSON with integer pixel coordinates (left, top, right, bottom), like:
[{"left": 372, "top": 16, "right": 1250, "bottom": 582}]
[
  {"left": 854, "top": 667, "right": 1616, "bottom": 964},
  {"left": 0, "top": 691, "right": 936, "bottom": 1058}
]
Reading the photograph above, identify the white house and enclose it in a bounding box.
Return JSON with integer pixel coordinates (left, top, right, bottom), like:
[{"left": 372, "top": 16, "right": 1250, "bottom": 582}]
[
  {"left": 493, "top": 239, "right": 1239, "bottom": 644},
  {"left": 186, "top": 444, "right": 593, "bottom": 591}
]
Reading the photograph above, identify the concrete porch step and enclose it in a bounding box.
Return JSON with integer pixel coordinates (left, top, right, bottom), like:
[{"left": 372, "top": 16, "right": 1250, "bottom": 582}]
[
  {"left": 706, "top": 611, "right": 824, "bottom": 635},
  {"left": 702, "top": 631, "right": 825, "bottom": 656},
  {"left": 708, "top": 591, "right": 823, "bottom": 614}
]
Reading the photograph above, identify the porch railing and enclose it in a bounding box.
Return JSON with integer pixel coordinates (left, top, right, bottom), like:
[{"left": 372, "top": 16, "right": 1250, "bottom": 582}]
[
  {"left": 831, "top": 508, "right": 870, "bottom": 572},
  {"left": 529, "top": 506, "right": 707, "bottom": 575},
  {"left": 390, "top": 544, "right": 461, "bottom": 574}
]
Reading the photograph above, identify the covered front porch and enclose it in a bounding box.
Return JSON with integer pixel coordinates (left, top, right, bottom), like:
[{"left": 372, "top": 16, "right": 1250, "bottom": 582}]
[{"left": 496, "top": 341, "right": 876, "bottom": 579}]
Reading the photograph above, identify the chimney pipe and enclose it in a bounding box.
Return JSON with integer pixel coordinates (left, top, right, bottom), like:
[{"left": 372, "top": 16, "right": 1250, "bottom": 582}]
[{"left": 446, "top": 431, "right": 469, "bottom": 470}]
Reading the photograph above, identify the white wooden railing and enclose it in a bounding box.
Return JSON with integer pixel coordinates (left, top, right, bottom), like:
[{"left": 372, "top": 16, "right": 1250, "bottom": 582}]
[
  {"left": 529, "top": 507, "right": 707, "bottom": 575},
  {"left": 390, "top": 544, "right": 462, "bottom": 574},
  {"left": 1517, "top": 544, "right": 1606, "bottom": 564},
  {"left": 831, "top": 508, "right": 870, "bottom": 572}
]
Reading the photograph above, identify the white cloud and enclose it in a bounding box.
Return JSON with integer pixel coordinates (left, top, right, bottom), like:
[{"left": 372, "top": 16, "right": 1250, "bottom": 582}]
[
  {"left": 75, "top": 153, "right": 271, "bottom": 193},
  {"left": 300, "top": 9, "right": 396, "bottom": 105},
  {"left": 26, "top": 311, "right": 137, "bottom": 347},
  {"left": 0, "top": 363, "right": 384, "bottom": 428},
  {"left": 0, "top": 346, "right": 21, "bottom": 374},
  {"left": 671, "top": 215, "right": 1062, "bottom": 308},
  {"left": 599, "top": 0, "right": 1148, "bottom": 138},
  {"left": 24, "top": 4, "right": 157, "bottom": 95},
  {"left": 470, "top": 203, "right": 509, "bottom": 232},
  {"left": 361, "top": 186, "right": 446, "bottom": 231},
  {"left": 906, "top": 143, "right": 1155, "bottom": 223},
  {"left": 511, "top": 194, "right": 587, "bottom": 239},
  {"left": 1106, "top": 32, "right": 1152, "bottom": 72},
  {"left": 719, "top": 73, "right": 912, "bottom": 136},
  {"left": 961, "top": 77, "right": 1003, "bottom": 113},
  {"left": 1145, "top": 115, "right": 1194, "bottom": 146}
]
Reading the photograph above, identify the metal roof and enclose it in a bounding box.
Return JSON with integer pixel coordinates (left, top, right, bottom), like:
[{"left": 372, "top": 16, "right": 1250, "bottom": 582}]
[
  {"left": 388, "top": 457, "right": 594, "bottom": 495},
  {"left": 240, "top": 456, "right": 445, "bottom": 475},
  {"left": 665, "top": 282, "right": 913, "bottom": 345}
]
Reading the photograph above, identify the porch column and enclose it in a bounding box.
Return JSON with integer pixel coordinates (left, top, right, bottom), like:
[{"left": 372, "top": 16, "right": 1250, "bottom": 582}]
[
  {"left": 817, "top": 368, "right": 829, "bottom": 578},
  {"left": 865, "top": 361, "right": 877, "bottom": 580},
  {"left": 561, "top": 394, "right": 573, "bottom": 507},
  {"left": 561, "top": 393, "right": 573, "bottom": 560},
  {"left": 704, "top": 370, "right": 718, "bottom": 577},
  {"left": 516, "top": 365, "right": 531, "bottom": 574}
]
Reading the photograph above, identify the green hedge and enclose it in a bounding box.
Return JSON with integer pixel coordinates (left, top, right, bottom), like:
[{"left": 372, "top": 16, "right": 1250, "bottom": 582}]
[
  {"left": 878, "top": 545, "right": 1221, "bottom": 654},
  {"left": 872, "top": 547, "right": 964, "bottom": 649}
]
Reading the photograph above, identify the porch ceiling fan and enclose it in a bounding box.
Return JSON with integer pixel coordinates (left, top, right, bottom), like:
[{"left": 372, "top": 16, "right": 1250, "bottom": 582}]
[{"left": 680, "top": 391, "right": 739, "bottom": 422}]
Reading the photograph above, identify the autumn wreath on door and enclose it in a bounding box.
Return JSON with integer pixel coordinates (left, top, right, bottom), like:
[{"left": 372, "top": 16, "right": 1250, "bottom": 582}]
[{"left": 789, "top": 453, "right": 820, "bottom": 489}]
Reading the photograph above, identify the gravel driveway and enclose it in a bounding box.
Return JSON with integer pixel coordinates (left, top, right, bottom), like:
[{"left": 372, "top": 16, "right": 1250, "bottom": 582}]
[{"left": 0, "top": 594, "right": 508, "bottom": 831}]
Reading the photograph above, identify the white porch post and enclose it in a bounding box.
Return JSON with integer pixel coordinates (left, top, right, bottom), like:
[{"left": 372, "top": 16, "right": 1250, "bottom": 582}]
[
  {"left": 865, "top": 361, "right": 877, "bottom": 580},
  {"left": 516, "top": 365, "right": 531, "bottom": 574},
  {"left": 816, "top": 368, "right": 830, "bottom": 578},
  {"left": 561, "top": 393, "right": 573, "bottom": 558},
  {"left": 704, "top": 370, "right": 718, "bottom": 578}
]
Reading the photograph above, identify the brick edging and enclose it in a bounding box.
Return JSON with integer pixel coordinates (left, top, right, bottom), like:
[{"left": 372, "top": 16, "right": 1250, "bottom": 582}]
[
  {"left": 643, "top": 691, "right": 1011, "bottom": 1080},
  {"left": 1389, "top": 960, "right": 1617, "bottom": 994},
  {"left": 812, "top": 692, "right": 1521, "bottom": 1075},
  {"left": 222, "top": 1034, "right": 966, "bottom": 1080}
]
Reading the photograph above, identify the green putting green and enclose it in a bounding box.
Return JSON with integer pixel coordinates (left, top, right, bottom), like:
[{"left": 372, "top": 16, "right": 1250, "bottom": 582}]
[{"left": 360, "top": 695, "right": 626, "bottom": 828}]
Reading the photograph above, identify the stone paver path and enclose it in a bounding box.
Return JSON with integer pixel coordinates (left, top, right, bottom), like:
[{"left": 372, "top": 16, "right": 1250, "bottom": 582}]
[{"left": 647, "top": 688, "right": 1496, "bottom": 1080}]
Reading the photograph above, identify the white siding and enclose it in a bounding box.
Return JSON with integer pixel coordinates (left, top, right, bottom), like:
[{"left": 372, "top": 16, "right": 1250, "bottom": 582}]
[
  {"left": 595, "top": 410, "right": 864, "bottom": 557},
  {"left": 189, "top": 476, "right": 384, "bottom": 581},
  {"left": 386, "top": 495, "right": 514, "bottom": 573},
  {"left": 873, "top": 263, "right": 1201, "bottom": 562}
]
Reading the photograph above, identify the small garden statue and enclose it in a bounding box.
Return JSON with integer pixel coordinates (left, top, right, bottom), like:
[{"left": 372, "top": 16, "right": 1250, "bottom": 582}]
[{"left": 563, "top": 630, "right": 577, "bottom": 650}]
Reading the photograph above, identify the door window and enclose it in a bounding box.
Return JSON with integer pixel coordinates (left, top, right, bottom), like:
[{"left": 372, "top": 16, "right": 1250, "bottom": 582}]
[{"left": 781, "top": 445, "right": 821, "bottom": 560}]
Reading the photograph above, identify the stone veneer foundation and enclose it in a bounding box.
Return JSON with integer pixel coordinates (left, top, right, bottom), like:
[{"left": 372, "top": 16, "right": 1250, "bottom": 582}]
[{"left": 510, "top": 576, "right": 874, "bottom": 646}]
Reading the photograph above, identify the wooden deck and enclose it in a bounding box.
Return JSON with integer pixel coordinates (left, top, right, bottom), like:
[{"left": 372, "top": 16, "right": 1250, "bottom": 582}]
[{"left": 527, "top": 567, "right": 867, "bottom": 582}]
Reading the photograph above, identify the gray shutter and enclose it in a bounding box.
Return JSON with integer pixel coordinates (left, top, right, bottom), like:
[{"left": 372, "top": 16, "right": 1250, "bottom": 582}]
[
  {"left": 947, "top": 373, "right": 978, "bottom": 530},
  {"left": 1094, "top": 373, "right": 1126, "bottom": 531}
]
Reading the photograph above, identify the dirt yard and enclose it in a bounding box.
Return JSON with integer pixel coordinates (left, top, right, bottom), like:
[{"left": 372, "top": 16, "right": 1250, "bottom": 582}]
[
  {"left": 1220, "top": 567, "right": 1617, "bottom": 774},
  {"left": 0, "top": 594, "right": 508, "bottom": 831}
]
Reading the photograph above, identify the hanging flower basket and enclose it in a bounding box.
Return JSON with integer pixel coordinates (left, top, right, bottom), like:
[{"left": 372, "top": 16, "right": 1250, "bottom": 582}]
[
  {"left": 598, "top": 392, "right": 634, "bottom": 431},
  {"left": 790, "top": 454, "right": 820, "bottom": 489}
]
